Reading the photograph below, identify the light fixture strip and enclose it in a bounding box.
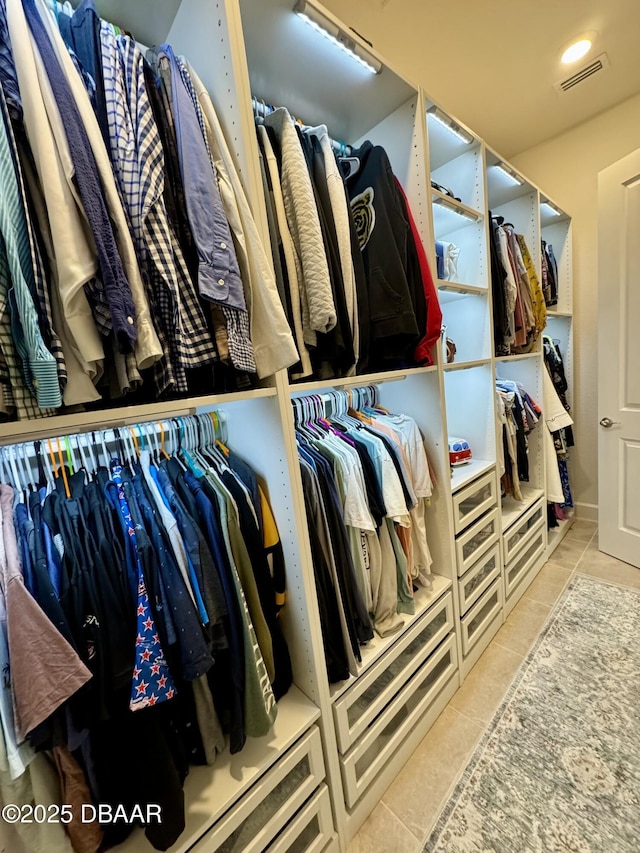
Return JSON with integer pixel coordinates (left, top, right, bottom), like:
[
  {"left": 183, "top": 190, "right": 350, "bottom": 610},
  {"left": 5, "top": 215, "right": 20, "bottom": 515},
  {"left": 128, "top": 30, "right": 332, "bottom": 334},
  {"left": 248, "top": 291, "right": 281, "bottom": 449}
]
[
  {"left": 541, "top": 201, "right": 562, "bottom": 217},
  {"left": 427, "top": 106, "right": 474, "bottom": 145},
  {"left": 433, "top": 195, "right": 479, "bottom": 223},
  {"left": 494, "top": 163, "right": 524, "bottom": 186},
  {"left": 294, "top": 1, "right": 382, "bottom": 74}
]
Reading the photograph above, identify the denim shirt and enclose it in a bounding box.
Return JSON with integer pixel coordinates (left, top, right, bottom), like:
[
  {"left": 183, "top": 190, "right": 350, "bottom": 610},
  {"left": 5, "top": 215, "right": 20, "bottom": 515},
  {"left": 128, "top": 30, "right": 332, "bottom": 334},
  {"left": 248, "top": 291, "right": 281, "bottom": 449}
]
[{"left": 158, "top": 44, "right": 246, "bottom": 313}]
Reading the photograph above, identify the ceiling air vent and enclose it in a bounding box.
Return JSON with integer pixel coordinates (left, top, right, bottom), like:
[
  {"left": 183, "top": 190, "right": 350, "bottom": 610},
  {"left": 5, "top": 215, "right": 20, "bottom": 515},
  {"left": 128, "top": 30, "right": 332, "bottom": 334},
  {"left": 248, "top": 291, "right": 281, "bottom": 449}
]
[{"left": 555, "top": 53, "right": 610, "bottom": 94}]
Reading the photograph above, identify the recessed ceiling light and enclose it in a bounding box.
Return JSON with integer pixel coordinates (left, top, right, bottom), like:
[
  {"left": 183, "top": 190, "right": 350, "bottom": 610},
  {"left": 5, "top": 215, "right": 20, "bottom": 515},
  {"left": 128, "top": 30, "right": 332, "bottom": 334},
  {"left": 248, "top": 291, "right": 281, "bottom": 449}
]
[{"left": 561, "top": 38, "right": 592, "bottom": 64}]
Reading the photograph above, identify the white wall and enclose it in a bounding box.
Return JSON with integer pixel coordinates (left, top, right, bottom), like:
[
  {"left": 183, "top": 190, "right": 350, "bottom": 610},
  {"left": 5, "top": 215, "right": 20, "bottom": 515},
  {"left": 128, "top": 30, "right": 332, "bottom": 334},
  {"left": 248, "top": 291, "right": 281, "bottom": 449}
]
[{"left": 512, "top": 93, "right": 640, "bottom": 519}]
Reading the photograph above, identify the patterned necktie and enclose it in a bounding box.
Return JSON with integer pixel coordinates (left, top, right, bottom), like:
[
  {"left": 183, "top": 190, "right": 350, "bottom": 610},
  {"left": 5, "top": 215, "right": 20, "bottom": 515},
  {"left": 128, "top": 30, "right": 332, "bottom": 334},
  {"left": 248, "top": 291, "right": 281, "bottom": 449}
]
[{"left": 111, "top": 461, "right": 177, "bottom": 710}]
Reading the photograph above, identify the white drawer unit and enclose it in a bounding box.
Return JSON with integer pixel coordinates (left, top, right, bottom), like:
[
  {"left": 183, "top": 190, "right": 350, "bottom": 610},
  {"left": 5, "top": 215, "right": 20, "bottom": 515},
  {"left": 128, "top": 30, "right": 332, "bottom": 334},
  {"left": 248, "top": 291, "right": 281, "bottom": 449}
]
[
  {"left": 452, "top": 471, "right": 498, "bottom": 534},
  {"left": 458, "top": 542, "right": 501, "bottom": 616},
  {"left": 264, "top": 785, "right": 334, "bottom": 853},
  {"left": 460, "top": 577, "right": 503, "bottom": 656},
  {"left": 504, "top": 523, "right": 546, "bottom": 599},
  {"left": 340, "top": 635, "right": 458, "bottom": 808},
  {"left": 455, "top": 507, "right": 499, "bottom": 576},
  {"left": 332, "top": 593, "right": 453, "bottom": 754},
  {"left": 503, "top": 499, "right": 546, "bottom": 564},
  {"left": 191, "top": 727, "right": 326, "bottom": 853}
]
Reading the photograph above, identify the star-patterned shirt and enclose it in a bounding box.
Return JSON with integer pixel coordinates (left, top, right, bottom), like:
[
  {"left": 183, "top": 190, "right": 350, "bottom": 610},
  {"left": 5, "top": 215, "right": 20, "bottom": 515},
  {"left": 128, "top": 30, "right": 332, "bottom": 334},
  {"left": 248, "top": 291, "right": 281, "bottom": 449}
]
[{"left": 111, "top": 461, "right": 177, "bottom": 710}]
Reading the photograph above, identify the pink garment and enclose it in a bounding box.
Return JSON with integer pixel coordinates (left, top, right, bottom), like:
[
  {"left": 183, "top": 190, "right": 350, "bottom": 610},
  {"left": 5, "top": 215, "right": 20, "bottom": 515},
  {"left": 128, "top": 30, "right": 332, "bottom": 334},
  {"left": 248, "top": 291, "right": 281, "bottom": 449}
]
[{"left": 0, "top": 485, "right": 92, "bottom": 738}]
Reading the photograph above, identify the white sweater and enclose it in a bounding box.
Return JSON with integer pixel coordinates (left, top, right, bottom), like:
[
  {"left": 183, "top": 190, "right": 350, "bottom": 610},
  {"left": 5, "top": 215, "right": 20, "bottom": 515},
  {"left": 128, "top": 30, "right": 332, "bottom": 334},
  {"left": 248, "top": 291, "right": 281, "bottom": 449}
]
[{"left": 263, "top": 109, "right": 336, "bottom": 347}]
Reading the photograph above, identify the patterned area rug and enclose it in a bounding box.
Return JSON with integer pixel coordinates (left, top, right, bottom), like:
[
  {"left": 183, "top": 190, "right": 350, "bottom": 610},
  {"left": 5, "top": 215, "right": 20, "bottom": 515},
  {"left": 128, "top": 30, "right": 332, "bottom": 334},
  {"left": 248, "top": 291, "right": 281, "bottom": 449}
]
[{"left": 423, "top": 575, "right": 640, "bottom": 853}]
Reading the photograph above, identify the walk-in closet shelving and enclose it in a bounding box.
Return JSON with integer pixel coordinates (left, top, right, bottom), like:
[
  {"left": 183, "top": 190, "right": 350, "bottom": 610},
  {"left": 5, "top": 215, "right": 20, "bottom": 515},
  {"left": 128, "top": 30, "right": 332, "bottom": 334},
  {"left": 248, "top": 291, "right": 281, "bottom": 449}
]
[
  {"left": 428, "top": 115, "right": 487, "bottom": 292},
  {"left": 544, "top": 295, "right": 575, "bottom": 556},
  {"left": 495, "top": 358, "right": 545, "bottom": 505},
  {"left": 438, "top": 283, "right": 492, "bottom": 367},
  {"left": 541, "top": 199, "right": 573, "bottom": 316},
  {"left": 10, "top": 1, "right": 578, "bottom": 849},
  {"left": 444, "top": 358, "right": 493, "bottom": 372},
  {"left": 236, "top": 0, "right": 460, "bottom": 842},
  {"left": 440, "top": 322, "right": 502, "bottom": 675},
  {"left": 118, "top": 390, "right": 328, "bottom": 852},
  {"left": 496, "top": 354, "right": 548, "bottom": 615},
  {"left": 287, "top": 367, "right": 459, "bottom": 840},
  {"left": 426, "top": 102, "right": 484, "bottom": 213},
  {"left": 444, "top": 365, "right": 497, "bottom": 491},
  {"left": 539, "top": 197, "right": 574, "bottom": 559},
  {"left": 483, "top": 143, "right": 551, "bottom": 616},
  {"left": 486, "top": 146, "right": 541, "bottom": 289},
  {"left": 56, "top": 2, "right": 339, "bottom": 852},
  {"left": 450, "top": 458, "right": 497, "bottom": 492}
]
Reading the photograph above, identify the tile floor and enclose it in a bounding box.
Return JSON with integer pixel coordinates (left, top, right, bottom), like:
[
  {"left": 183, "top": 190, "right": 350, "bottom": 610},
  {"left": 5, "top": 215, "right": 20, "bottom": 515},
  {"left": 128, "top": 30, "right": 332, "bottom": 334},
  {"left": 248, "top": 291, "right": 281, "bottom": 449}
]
[{"left": 348, "top": 521, "right": 640, "bottom": 853}]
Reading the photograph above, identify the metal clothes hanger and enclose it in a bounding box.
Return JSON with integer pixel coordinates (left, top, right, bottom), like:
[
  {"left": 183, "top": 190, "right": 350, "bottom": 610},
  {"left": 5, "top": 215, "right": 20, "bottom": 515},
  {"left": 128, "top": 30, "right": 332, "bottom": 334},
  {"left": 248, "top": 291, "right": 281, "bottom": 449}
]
[
  {"left": 338, "top": 154, "right": 361, "bottom": 180},
  {"left": 127, "top": 427, "right": 139, "bottom": 465},
  {"left": 0, "top": 445, "right": 7, "bottom": 485},
  {"left": 158, "top": 421, "right": 171, "bottom": 460},
  {"left": 145, "top": 422, "right": 159, "bottom": 463},
  {"left": 2, "top": 447, "right": 17, "bottom": 492},
  {"left": 17, "top": 443, "right": 35, "bottom": 494},
  {"left": 171, "top": 418, "right": 188, "bottom": 472},
  {"left": 75, "top": 434, "right": 92, "bottom": 478},
  {"left": 99, "top": 430, "right": 110, "bottom": 469},
  {"left": 8, "top": 446, "right": 25, "bottom": 502},
  {"left": 112, "top": 428, "right": 128, "bottom": 467},
  {"left": 78, "top": 435, "right": 98, "bottom": 477}
]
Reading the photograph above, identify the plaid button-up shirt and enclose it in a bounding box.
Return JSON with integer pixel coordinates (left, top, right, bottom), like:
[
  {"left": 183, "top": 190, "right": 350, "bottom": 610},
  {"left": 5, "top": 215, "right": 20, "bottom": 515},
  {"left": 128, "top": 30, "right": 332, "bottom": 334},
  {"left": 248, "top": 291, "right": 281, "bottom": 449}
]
[{"left": 101, "top": 26, "right": 218, "bottom": 394}]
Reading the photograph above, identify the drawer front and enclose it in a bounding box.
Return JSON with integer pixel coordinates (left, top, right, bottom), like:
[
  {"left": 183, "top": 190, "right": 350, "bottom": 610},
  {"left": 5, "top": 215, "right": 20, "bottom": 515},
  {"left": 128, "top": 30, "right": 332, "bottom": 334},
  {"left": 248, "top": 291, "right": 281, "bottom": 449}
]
[
  {"left": 333, "top": 593, "right": 453, "bottom": 754},
  {"left": 265, "top": 785, "right": 334, "bottom": 853},
  {"left": 341, "top": 635, "right": 458, "bottom": 808},
  {"left": 461, "top": 577, "right": 503, "bottom": 656},
  {"left": 458, "top": 542, "right": 501, "bottom": 616},
  {"left": 503, "top": 499, "right": 546, "bottom": 564},
  {"left": 455, "top": 507, "right": 499, "bottom": 576},
  {"left": 192, "top": 727, "right": 325, "bottom": 853},
  {"left": 505, "top": 523, "right": 546, "bottom": 598},
  {"left": 452, "top": 471, "right": 497, "bottom": 534}
]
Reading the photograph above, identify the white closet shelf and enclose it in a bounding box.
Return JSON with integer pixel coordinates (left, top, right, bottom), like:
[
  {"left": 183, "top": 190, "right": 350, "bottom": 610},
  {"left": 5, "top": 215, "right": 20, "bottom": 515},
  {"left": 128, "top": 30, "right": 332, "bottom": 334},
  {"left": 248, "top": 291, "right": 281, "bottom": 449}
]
[
  {"left": 437, "top": 282, "right": 488, "bottom": 304},
  {"left": 546, "top": 511, "right": 575, "bottom": 559},
  {"left": 115, "top": 686, "right": 320, "bottom": 853},
  {"left": 432, "top": 190, "right": 483, "bottom": 236},
  {"left": 328, "top": 574, "right": 452, "bottom": 703},
  {"left": 501, "top": 485, "right": 545, "bottom": 531},
  {"left": 444, "top": 359, "right": 492, "bottom": 373},
  {"left": 289, "top": 366, "right": 437, "bottom": 394},
  {"left": 450, "top": 459, "right": 496, "bottom": 493},
  {"left": 495, "top": 352, "right": 540, "bottom": 363},
  {"left": 0, "top": 388, "right": 279, "bottom": 446},
  {"left": 93, "top": 0, "right": 180, "bottom": 46},
  {"left": 546, "top": 309, "right": 573, "bottom": 319}
]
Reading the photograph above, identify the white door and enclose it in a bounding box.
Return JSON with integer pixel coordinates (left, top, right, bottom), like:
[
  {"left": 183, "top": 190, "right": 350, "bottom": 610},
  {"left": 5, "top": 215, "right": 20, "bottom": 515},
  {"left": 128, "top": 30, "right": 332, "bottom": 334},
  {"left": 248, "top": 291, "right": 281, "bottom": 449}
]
[{"left": 598, "top": 148, "right": 640, "bottom": 567}]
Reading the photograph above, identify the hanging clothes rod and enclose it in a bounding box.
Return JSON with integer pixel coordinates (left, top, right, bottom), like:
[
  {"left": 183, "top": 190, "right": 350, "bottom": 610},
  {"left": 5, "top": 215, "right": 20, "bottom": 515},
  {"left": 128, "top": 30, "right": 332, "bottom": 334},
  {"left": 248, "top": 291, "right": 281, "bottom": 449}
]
[
  {"left": 0, "top": 412, "right": 228, "bottom": 493},
  {"left": 0, "top": 411, "right": 228, "bottom": 500},
  {"left": 0, "top": 403, "right": 197, "bottom": 447},
  {"left": 251, "top": 95, "right": 352, "bottom": 156},
  {"left": 291, "top": 384, "right": 380, "bottom": 424},
  {"left": 0, "top": 411, "right": 227, "bottom": 459}
]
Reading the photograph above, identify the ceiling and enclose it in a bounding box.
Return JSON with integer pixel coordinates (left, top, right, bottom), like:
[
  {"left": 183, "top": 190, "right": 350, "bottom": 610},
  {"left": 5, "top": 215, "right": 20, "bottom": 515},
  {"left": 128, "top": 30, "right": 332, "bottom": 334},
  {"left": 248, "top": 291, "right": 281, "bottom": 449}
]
[{"left": 320, "top": 0, "right": 640, "bottom": 157}]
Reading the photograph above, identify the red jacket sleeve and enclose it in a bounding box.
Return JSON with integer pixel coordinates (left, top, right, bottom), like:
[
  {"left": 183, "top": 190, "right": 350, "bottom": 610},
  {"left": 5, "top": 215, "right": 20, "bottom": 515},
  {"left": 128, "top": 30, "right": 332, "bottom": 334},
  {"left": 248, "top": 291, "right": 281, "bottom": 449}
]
[{"left": 394, "top": 178, "right": 442, "bottom": 365}]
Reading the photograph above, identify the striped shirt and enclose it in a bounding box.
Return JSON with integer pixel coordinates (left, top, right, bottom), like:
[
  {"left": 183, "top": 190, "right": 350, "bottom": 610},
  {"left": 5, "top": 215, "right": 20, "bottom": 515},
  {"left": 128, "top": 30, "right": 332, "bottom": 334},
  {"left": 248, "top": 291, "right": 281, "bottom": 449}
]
[
  {"left": 0, "top": 83, "right": 59, "bottom": 410},
  {"left": 101, "top": 26, "right": 218, "bottom": 394}
]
